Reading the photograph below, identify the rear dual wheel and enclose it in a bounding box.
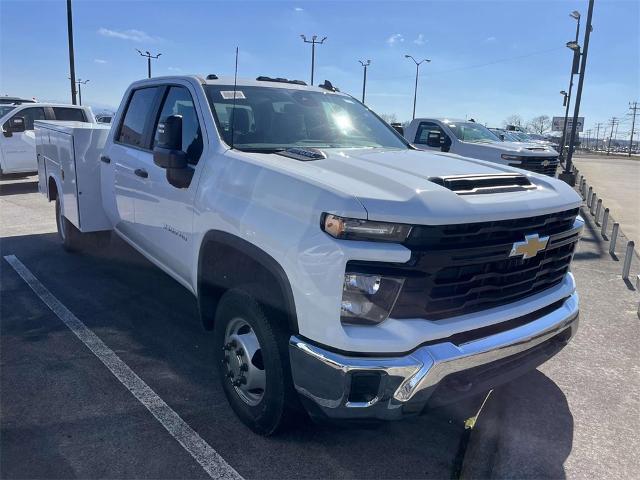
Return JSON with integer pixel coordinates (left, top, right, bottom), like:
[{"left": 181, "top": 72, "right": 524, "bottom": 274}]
[{"left": 55, "top": 198, "right": 110, "bottom": 252}]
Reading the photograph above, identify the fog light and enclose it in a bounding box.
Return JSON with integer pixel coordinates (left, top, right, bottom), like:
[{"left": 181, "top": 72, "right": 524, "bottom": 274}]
[{"left": 341, "top": 273, "right": 404, "bottom": 325}]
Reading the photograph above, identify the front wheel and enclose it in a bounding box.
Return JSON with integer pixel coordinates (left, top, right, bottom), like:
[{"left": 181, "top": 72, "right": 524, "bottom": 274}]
[{"left": 213, "top": 289, "right": 298, "bottom": 435}]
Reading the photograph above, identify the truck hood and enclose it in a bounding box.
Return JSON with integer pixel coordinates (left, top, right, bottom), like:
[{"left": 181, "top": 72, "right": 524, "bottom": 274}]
[{"left": 266, "top": 147, "right": 580, "bottom": 225}]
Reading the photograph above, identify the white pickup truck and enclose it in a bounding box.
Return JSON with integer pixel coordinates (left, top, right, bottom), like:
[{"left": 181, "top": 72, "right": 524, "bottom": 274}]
[
  {"left": 1, "top": 103, "right": 94, "bottom": 175},
  {"left": 404, "top": 118, "right": 560, "bottom": 177},
  {"left": 36, "top": 75, "right": 582, "bottom": 435}
]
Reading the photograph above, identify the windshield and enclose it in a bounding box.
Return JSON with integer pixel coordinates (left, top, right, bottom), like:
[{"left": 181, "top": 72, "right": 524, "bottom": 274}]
[
  {"left": 0, "top": 105, "right": 17, "bottom": 118},
  {"left": 444, "top": 121, "right": 501, "bottom": 143},
  {"left": 205, "top": 85, "right": 408, "bottom": 151}
]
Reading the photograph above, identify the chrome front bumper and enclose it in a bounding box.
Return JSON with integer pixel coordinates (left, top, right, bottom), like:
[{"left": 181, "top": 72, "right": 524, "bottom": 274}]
[{"left": 289, "top": 293, "right": 579, "bottom": 420}]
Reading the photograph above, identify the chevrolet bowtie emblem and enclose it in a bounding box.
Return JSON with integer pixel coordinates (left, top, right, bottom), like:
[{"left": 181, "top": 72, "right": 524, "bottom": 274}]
[
  {"left": 510, "top": 234, "right": 549, "bottom": 259},
  {"left": 541, "top": 159, "right": 550, "bottom": 167}
]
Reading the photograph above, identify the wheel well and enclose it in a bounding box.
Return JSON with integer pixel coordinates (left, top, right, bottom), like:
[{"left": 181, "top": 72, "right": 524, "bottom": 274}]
[
  {"left": 197, "top": 232, "right": 298, "bottom": 333},
  {"left": 48, "top": 176, "right": 58, "bottom": 201}
]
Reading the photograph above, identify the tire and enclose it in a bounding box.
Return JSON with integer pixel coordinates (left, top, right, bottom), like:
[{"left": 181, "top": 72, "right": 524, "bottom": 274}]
[
  {"left": 213, "top": 289, "right": 298, "bottom": 435},
  {"left": 55, "top": 197, "right": 87, "bottom": 252}
]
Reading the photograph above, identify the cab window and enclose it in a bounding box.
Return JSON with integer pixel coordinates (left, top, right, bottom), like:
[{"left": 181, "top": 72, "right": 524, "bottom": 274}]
[
  {"left": 6, "top": 107, "right": 46, "bottom": 131},
  {"left": 415, "top": 122, "right": 445, "bottom": 144},
  {"left": 53, "top": 107, "right": 87, "bottom": 122},
  {"left": 153, "top": 86, "right": 203, "bottom": 165},
  {"left": 117, "top": 87, "right": 160, "bottom": 149}
]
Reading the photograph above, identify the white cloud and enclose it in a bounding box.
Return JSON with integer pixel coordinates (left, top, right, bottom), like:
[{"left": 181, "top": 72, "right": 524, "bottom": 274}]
[
  {"left": 97, "top": 27, "right": 161, "bottom": 43},
  {"left": 294, "top": 7, "right": 304, "bottom": 11},
  {"left": 94, "top": 58, "right": 107, "bottom": 64},
  {"left": 485, "top": 36, "right": 497, "bottom": 43},
  {"left": 413, "top": 34, "right": 427, "bottom": 45},
  {"left": 387, "top": 33, "right": 405, "bottom": 46}
]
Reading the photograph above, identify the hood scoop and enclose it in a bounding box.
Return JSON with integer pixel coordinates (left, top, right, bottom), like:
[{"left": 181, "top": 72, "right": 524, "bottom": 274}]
[
  {"left": 526, "top": 147, "right": 547, "bottom": 151},
  {"left": 429, "top": 174, "right": 536, "bottom": 195},
  {"left": 276, "top": 147, "right": 327, "bottom": 162}
]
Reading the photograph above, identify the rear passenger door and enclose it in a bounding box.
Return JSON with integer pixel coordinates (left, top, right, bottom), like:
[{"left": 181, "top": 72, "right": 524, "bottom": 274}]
[
  {"left": 102, "top": 86, "right": 161, "bottom": 237},
  {"left": 134, "top": 84, "right": 206, "bottom": 281}
]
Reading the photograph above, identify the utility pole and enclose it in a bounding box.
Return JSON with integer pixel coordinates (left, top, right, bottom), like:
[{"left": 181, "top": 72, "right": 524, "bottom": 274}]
[
  {"left": 404, "top": 55, "right": 431, "bottom": 120},
  {"left": 300, "top": 35, "right": 327, "bottom": 86},
  {"left": 136, "top": 49, "right": 162, "bottom": 78},
  {"left": 563, "top": 0, "right": 594, "bottom": 186},
  {"left": 358, "top": 60, "right": 371, "bottom": 104},
  {"left": 584, "top": 129, "right": 592, "bottom": 149},
  {"left": 629, "top": 101, "right": 639, "bottom": 156},
  {"left": 594, "top": 122, "right": 603, "bottom": 151},
  {"left": 607, "top": 117, "right": 618, "bottom": 155},
  {"left": 559, "top": 10, "right": 581, "bottom": 161},
  {"left": 66, "top": 0, "right": 77, "bottom": 105},
  {"left": 68, "top": 78, "right": 89, "bottom": 105}
]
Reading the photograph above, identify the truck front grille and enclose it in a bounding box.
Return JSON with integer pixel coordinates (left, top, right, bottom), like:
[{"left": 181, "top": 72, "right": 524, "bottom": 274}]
[
  {"left": 511, "top": 156, "right": 559, "bottom": 177},
  {"left": 348, "top": 208, "right": 580, "bottom": 321}
]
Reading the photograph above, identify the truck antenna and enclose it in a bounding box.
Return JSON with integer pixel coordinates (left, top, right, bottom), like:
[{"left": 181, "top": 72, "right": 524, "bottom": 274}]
[{"left": 230, "top": 46, "right": 239, "bottom": 150}]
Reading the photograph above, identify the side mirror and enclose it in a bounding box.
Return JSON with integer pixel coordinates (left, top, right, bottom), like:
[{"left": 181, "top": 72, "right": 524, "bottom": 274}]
[
  {"left": 10, "top": 116, "right": 26, "bottom": 133},
  {"left": 426, "top": 131, "right": 442, "bottom": 148},
  {"left": 441, "top": 135, "right": 452, "bottom": 152},
  {"left": 390, "top": 123, "right": 404, "bottom": 136},
  {"left": 152, "top": 115, "right": 193, "bottom": 188},
  {"left": 153, "top": 115, "right": 187, "bottom": 169}
]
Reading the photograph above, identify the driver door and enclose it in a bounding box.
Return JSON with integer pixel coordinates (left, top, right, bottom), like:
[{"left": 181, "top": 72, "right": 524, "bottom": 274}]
[{"left": 1, "top": 107, "right": 46, "bottom": 173}]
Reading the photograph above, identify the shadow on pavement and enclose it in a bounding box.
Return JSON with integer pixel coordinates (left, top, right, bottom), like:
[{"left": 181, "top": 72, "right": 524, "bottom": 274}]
[
  {"left": 1, "top": 232, "right": 475, "bottom": 479},
  {"left": 462, "top": 370, "right": 573, "bottom": 479},
  {"left": 0, "top": 180, "right": 38, "bottom": 196}
]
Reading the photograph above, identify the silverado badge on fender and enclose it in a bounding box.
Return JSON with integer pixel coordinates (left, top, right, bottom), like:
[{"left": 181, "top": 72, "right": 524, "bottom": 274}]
[{"left": 509, "top": 233, "right": 549, "bottom": 259}]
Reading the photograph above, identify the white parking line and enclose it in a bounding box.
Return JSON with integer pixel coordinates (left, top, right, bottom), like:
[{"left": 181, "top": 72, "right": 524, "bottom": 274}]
[{"left": 3, "top": 254, "right": 242, "bottom": 480}]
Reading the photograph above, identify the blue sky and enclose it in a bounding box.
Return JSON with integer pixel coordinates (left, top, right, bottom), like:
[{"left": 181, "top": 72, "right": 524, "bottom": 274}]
[{"left": 1, "top": 0, "right": 638, "bottom": 134}]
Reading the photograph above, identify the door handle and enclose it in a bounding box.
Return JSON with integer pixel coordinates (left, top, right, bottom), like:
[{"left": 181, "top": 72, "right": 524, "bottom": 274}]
[
  {"left": 134, "top": 168, "right": 148, "bottom": 178},
  {"left": 100, "top": 155, "right": 111, "bottom": 164}
]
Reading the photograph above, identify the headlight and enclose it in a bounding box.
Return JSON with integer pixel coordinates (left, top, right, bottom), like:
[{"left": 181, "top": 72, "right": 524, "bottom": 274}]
[
  {"left": 501, "top": 154, "right": 523, "bottom": 161},
  {"left": 322, "top": 213, "right": 412, "bottom": 242},
  {"left": 341, "top": 273, "right": 404, "bottom": 325}
]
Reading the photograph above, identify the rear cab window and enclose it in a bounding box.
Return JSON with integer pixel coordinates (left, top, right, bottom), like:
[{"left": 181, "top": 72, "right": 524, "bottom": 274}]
[{"left": 52, "top": 107, "right": 87, "bottom": 122}]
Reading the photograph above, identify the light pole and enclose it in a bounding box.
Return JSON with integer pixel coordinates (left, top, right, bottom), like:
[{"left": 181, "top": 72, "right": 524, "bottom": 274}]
[
  {"left": 559, "top": 10, "right": 581, "bottom": 161},
  {"left": 66, "top": 0, "right": 77, "bottom": 104},
  {"left": 404, "top": 54, "right": 430, "bottom": 120},
  {"left": 136, "top": 49, "right": 162, "bottom": 78},
  {"left": 358, "top": 60, "right": 371, "bottom": 103},
  {"left": 69, "top": 78, "right": 89, "bottom": 105},
  {"left": 300, "top": 35, "right": 327, "bottom": 86},
  {"left": 562, "top": 0, "right": 594, "bottom": 186}
]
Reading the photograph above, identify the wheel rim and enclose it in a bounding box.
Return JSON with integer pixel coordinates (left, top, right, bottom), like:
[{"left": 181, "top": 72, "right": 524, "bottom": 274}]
[{"left": 222, "top": 317, "right": 266, "bottom": 406}]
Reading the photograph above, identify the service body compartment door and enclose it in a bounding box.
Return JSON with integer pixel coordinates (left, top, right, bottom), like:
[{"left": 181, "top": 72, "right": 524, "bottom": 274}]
[
  {"left": 57, "top": 131, "right": 81, "bottom": 228},
  {"left": 35, "top": 125, "right": 49, "bottom": 195}
]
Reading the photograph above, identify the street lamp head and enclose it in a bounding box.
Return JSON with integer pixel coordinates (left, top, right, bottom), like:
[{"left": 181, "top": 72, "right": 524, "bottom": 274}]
[
  {"left": 560, "top": 90, "right": 567, "bottom": 96},
  {"left": 566, "top": 41, "right": 580, "bottom": 51},
  {"left": 312, "top": 35, "right": 317, "bottom": 41},
  {"left": 300, "top": 34, "right": 306, "bottom": 40},
  {"left": 570, "top": 10, "right": 581, "bottom": 20}
]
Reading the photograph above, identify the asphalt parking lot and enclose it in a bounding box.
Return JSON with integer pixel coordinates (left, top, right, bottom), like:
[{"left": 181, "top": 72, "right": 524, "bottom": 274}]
[{"left": 2, "top": 174, "right": 639, "bottom": 479}]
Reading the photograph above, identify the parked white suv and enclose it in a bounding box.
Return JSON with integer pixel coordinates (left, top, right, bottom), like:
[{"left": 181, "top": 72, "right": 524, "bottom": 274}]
[
  {"left": 405, "top": 118, "right": 560, "bottom": 177},
  {"left": 37, "top": 75, "right": 582, "bottom": 435},
  {"left": 1, "top": 103, "right": 94, "bottom": 175}
]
